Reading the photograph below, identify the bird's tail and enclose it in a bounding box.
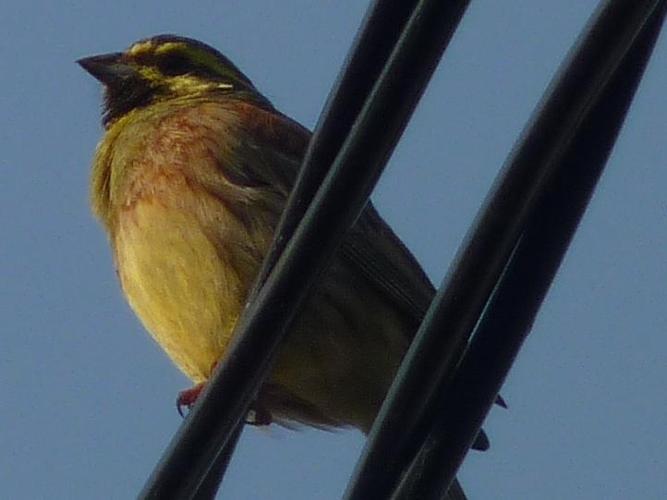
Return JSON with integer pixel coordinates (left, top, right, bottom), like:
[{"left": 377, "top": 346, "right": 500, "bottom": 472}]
[{"left": 446, "top": 478, "right": 468, "bottom": 500}]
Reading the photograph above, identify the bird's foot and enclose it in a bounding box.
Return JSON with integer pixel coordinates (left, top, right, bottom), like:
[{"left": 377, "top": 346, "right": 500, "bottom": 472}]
[
  {"left": 177, "top": 361, "right": 220, "bottom": 417},
  {"left": 177, "top": 382, "right": 206, "bottom": 417}
]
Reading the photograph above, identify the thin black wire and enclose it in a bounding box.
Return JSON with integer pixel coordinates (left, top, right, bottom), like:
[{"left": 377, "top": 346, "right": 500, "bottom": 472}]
[
  {"left": 344, "top": 1, "right": 666, "bottom": 499},
  {"left": 138, "top": 0, "right": 469, "bottom": 497}
]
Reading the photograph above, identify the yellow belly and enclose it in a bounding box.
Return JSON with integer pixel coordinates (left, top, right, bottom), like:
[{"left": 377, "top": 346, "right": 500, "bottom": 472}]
[
  {"left": 113, "top": 197, "right": 409, "bottom": 431},
  {"left": 114, "top": 198, "right": 241, "bottom": 383}
]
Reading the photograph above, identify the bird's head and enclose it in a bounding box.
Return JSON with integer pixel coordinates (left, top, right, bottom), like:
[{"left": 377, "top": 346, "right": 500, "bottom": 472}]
[{"left": 78, "top": 34, "right": 263, "bottom": 126}]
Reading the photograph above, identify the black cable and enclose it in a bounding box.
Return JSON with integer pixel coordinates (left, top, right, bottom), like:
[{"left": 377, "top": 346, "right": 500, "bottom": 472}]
[
  {"left": 395, "top": 2, "right": 667, "bottom": 497},
  {"left": 197, "top": 1, "right": 422, "bottom": 495},
  {"left": 345, "top": 1, "right": 666, "bottom": 499}
]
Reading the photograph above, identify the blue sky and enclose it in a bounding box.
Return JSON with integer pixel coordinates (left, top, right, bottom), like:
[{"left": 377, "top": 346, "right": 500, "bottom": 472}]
[{"left": 2, "top": 1, "right": 666, "bottom": 498}]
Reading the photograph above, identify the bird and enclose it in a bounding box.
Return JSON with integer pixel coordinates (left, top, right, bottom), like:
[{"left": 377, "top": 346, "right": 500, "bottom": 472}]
[{"left": 79, "top": 34, "right": 499, "bottom": 498}]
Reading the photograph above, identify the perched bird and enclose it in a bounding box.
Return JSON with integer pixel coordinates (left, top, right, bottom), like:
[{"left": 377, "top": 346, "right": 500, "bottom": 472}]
[{"left": 80, "top": 35, "right": 497, "bottom": 497}]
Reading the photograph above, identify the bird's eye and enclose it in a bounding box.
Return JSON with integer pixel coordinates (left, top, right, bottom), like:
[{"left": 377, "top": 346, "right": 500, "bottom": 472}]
[{"left": 156, "top": 52, "right": 192, "bottom": 76}]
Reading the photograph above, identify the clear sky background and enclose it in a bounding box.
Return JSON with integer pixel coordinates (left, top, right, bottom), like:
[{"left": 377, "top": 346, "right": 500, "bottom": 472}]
[{"left": 2, "top": 1, "right": 666, "bottom": 499}]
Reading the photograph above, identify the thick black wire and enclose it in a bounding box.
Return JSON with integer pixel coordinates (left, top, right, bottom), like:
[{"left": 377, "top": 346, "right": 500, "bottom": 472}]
[
  {"left": 195, "top": 2, "right": 422, "bottom": 496},
  {"left": 344, "top": 1, "right": 666, "bottom": 499},
  {"left": 138, "top": 0, "right": 468, "bottom": 497},
  {"left": 393, "top": 5, "right": 666, "bottom": 498},
  {"left": 250, "top": 0, "right": 419, "bottom": 294},
  {"left": 190, "top": 424, "right": 242, "bottom": 500}
]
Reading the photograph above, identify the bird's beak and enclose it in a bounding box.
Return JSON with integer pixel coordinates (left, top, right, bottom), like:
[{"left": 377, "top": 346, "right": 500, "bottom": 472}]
[{"left": 77, "top": 52, "right": 136, "bottom": 86}]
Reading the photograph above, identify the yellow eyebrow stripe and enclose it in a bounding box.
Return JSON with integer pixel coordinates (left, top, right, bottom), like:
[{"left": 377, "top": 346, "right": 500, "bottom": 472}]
[
  {"left": 155, "top": 42, "right": 230, "bottom": 77},
  {"left": 126, "top": 39, "right": 247, "bottom": 88},
  {"left": 128, "top": 40, "right": 155, "bottom": 56}
]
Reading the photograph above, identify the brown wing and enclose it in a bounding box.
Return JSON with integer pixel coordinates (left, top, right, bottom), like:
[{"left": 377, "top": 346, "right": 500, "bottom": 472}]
[
  {"left": 235, "top": 97, "right": 503, "bottom": 440},
  {"left": 342, "top": 203, "right": 435, "bottom": 325},
  {"left": 235, "top": 101, "right": 435, "bottom": 327}
]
